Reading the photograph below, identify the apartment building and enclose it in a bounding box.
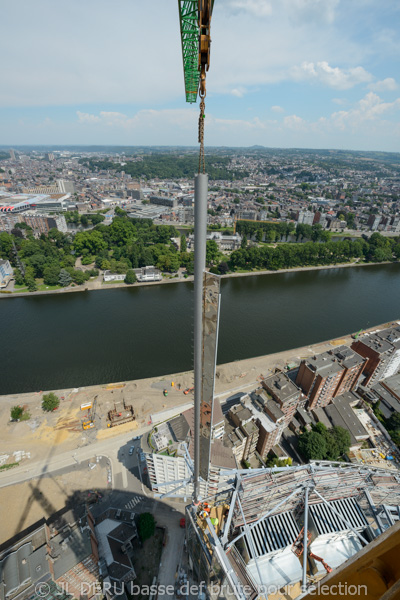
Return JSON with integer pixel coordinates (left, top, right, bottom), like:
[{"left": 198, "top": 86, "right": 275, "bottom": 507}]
[
  {"left": 228, "top": 404, "right": 259, "bottom": 461},
  {"left": 329, "top": 345, "right": 366, "bottom": 396},
  {"left": 245, "top": 392, "right": 286, "bottom": 459},
  {"left": 296, "top": 353, "right": 344, "bottom": 410},
  {"left": 351, "top": 329, "right": 400, "bottom": 386},
  {"left": 262, "top": 371, "right": 302, "bottom": 425}
]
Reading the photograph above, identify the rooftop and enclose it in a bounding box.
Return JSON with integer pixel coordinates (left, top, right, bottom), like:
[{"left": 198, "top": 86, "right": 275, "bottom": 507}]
[
  {"left": 304, "top": 352, "right": 344, "bottom": 377},
  {"left": 356, "top": 334, "right": 393, "bottom": 354},
  {"left": 262, "top": 371, "right": 300, "bottom": 404},
  {"left": 331, "top": 345, "right": 365, "bottom": 369},
  {"left": 381, "top": 372, "right": 400, "bottom": 400}
]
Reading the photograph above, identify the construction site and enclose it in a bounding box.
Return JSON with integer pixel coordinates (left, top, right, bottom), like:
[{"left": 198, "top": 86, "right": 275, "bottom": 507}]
[
  {"left": 173, "top": 3, "right": 400, "bottom": 598},
  {"left": 185, "top": 462, "right": 400, "bottom": 599}
]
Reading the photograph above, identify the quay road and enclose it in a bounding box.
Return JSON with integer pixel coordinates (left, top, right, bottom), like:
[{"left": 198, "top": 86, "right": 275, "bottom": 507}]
[{"left": 0, "top": 426, "right": 152, "bottom": 490}]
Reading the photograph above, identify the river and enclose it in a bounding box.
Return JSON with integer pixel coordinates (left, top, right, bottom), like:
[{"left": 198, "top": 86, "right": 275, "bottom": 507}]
[{"left": 1, "top": 263, "right": 400, "bottom": 395}]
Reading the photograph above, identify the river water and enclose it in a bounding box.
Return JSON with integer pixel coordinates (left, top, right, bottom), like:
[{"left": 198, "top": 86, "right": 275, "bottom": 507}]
[{"left": 1, "top": 263, "right": 399, "bottom": 394}]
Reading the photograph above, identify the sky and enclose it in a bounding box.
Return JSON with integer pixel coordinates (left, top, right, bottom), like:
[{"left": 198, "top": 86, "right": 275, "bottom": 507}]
[{"left": 1, "top": 0, "right": 400, "bottom": 151}]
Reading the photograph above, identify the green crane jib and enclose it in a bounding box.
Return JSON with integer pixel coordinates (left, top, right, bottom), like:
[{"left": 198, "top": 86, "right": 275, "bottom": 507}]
[{"left": 178, "top": 0, "right": 214, "bottom": 103}]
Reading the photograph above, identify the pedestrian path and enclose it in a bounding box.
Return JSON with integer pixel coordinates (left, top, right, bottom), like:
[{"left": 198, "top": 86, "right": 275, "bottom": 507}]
[{"left": 124, "top": 495, "right": 143, "bottom": 510}]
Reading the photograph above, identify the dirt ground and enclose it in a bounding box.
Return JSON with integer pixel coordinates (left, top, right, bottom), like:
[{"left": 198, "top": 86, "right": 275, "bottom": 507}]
[
  {"left": 0, "top": 320, "right": 396, "bottom": 469},
  {"left": 0, "top": 458, "right": 109, "bottom": 546}
]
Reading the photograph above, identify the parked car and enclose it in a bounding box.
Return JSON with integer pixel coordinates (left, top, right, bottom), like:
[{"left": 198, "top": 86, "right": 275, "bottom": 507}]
[{"left": 129, "top": 446, "right": 134, "bottom": 455}]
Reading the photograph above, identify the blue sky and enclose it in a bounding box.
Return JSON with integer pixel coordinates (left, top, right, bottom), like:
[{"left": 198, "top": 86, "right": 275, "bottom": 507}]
[{"left": 1, "top": 0, "right": 400, "bottom": 151}]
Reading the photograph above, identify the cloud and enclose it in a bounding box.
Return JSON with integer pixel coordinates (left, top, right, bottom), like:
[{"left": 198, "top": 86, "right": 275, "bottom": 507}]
[
  {"left": 368, "top": 77, "right": 398, "bottom": 92},
  {"left": 332, "top": 98, "right": 347, "bottom": 105},
  {"left": 284, "top": 0, "right": 340, "bottom": 24},
  {"left": 331, "top": 92, "right": 400, "bottom": 130},
  {"left": 231, "top": 88, "right": 246, "bottom": 98},
  {"left": 283, "top": 115, "right": 307, "bottom": 131},
  {"left": 223, "top": 0, "right": 273, "bottom": 17},
  {"left": 292, "top": 61, "right": 372, "bottom": 89},
  {"left": 271, "top": 105, "right": 285, "bottom": 113}
]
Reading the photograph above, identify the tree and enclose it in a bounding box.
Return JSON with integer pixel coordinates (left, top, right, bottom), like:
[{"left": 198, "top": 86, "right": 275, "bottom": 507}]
[
  {"left": 26, "top": 277, "right": 38, "bottom": 292},
  {"left": 43, "top": 264, "right": 61, "bottom": 285},
  {"left": 241, "top": 234, "right": 248, "bottom": 249},
  {"left": 180, "top": 235, "right": 187, "bottom": 253},
  {"left": 138, "top": 512, "right": 155, "bottom": 541},
  {"left": 206, "top": 240, "right": 219, "bottom": 265},
  {"left": 11, "top": 406, "right": 24, "bottom": 420},
  {"left": 298, "top": 430, "right": 327, "bottom": 461},
  {"left": 330, "top": 426, "right": 351, "bottom": 456},
  {"left": 13, "top": 268, "right": 24, "bottom": 285},
  {"left": 218, "top": 261, "right": 229, "bottom": 275},
  {"left": 124, "top": 270, "right": 137, "bottom": 284},
  {"left": 59, "top": 268, "right": 72, "bottom": 287},
  {"left": 42, "top": 392, "right": 60, "bottom": 412}
]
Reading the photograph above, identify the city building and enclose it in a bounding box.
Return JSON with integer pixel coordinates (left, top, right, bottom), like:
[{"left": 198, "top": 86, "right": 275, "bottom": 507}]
[
  {"left": 187, "top": 231, "right": 242, "bottom": 252},
  {"left": 324, "top": 392, "right": 369, "bottom": 451},
  {"left": 244, "top": 392, "right": 286, "bottom": 459},
  {"left": 143, "top": 400, "right": 235, "bottom": 499},
  {"left": 132, "top": 266, "right": 162, "bottom": 282},
  {"left": 89, "top": 505, "right": 138, "bottom": 593},
  {"left": 0, "top": 507, "right": 99, "bottom": 600},
  {"left": 352, "top": 329, "right": 400, "bottom": 386},
  {"left": 103, "top": 271, "right": 126, "bottom": 282},
  {"left": 0, "top": 259, "right": 13, "bottom": 288},
  {"left": 262, "top": 371, "right": 302, "bottom": 425},
  {"left": 227, "top": 404, "right": 259, "bottom": 462},
  {"left": 329, "top": 345, "right": 366, "bottom": 396},
  {"left": 178, "top": 206, "right": 194, "bottom": 224},
  {"left": 296, "top": 352, "right": 345, "bottom": 410},
  {"left": 149, "top": 195, "right": 178, "bottom": 208},
  {"left": 296, "top": 210, "right": 314, "bottom": 225}
]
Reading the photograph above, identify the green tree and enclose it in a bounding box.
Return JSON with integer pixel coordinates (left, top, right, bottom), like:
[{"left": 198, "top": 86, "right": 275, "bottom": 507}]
[
  {"left": 13, "top": 268, "right": 24, "bottom": 285},
  {"left": 42, "top": 393, "right": 60, "bottom": 412},
  {"left": 11, "top": 406, "right": 24, "bottom": 420},
  {"left": 218, "top": 261, "right": 229, "bottom": 275},
  {"left": 330, "top": 426, "right": 351, "bottom": 456},
  {"left": 0, "top": 232, "right": 13, "bottom": 259},
  {"left": 43, "top": 264, "right": 61, "bottom": 285},
  {"left": 59, "top": 268, "right": 72, "bottom": 287},
  {"left": 138, "top": 512, "right": 155, "bottom": 541},
  {"left": 180, "top": 235, "right": 187, "bottom": 252},
  {"left": 124, "top": 270, "right": 137, "bottom": 284},
  {"left": 241, "top": 234, "right": 248, "bottom": 249},
  {"left": 298, "top": 430, "right": 327, "bottom": 461},
  {"left": 206, "top": 240, "right": 219, "bottom": 265}
]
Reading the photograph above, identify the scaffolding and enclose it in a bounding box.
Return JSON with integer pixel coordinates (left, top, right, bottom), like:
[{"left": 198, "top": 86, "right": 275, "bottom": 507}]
[{"left": 186, "top": 461, "right": 400, "bottom": 600}]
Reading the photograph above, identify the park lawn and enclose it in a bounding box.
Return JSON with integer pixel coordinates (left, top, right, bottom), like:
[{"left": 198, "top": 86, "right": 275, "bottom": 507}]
[
  {"left": 102, "top": 279, "right": 126, "bottom": 285},
  {"left": 36, "top": 283, "right": 63, "bottom": 291}
]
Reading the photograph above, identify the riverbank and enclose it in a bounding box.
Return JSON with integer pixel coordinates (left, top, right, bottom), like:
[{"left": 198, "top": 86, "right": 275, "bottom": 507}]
[
  {"left": 0, "top": 318, "right": 396, "bottom": 466},
  {"left": 0, "top": 259, "right": 395, "bottom": 299}
]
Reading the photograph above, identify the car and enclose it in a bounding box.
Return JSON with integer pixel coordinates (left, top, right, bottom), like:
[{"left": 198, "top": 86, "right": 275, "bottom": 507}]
[
  {"left": 129, "top": 446, "right": 134, "bottom": 455},
  {"left": 133, "top": 436, "right": 140, "bottom": 441},
  {"left": 140, "top": 453, "right": 145, "bottom": 462}
]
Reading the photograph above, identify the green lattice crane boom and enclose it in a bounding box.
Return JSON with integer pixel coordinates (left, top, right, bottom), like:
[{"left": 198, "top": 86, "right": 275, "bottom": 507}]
[{"left": 178, "top": 0, "right": 215, "bottom": 103}]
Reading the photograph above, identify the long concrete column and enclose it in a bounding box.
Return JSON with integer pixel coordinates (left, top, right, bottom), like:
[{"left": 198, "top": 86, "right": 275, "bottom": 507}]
[{"left": 193, "top": 173, "right": 208, "bottom": 501}]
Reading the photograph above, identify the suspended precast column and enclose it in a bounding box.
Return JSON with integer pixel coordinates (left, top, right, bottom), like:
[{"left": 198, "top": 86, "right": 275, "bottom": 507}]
[{"left": 193, "top": 173, "right": 208, "bottom": 501}]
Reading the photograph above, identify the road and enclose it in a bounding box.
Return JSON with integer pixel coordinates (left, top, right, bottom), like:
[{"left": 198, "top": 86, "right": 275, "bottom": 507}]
[{"left": 0, "top": 425, "right": 152, "bottom": 489}]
